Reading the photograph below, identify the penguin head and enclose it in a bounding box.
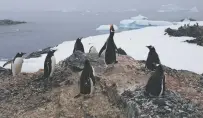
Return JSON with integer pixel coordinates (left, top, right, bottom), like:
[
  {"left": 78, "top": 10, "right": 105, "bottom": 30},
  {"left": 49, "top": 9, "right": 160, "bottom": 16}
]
[
  {"left": 146, "top": 45, "right": 155, "bottom": 51},
  {"left": 110, "top": 24, "right": 115, "bottom": 32},
  {"left": 15, "top": 52, "right": 26, "bottom": 58},
  {"left": 76, "top": 37, "right": 83, "bottom": 42},
  {"left": 84, "top": 59, "right": 90, "bottom": 66},
  {"left": 153, "top": 63, "right": 164, "bottom": 73},
  {"left": 47, "top": 49, "right": 57, "bottom": 56}
]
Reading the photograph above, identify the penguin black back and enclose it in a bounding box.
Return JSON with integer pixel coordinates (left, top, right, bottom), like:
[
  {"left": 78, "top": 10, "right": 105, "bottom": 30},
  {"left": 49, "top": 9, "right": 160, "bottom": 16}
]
[
  {"left": 13, "top": 52, "right": 26, "bottom": 63},
  {"left": 73, "top": 37, "right": 84, "bottom": 53},
  {"left": 44, "top": 50, "right": 56, "bottom": 78},
  {"left": 98, "top": 25, "right": 118, "bottom": 64},
  {"left": 79, "top": 59, "right": 95, "bottom": 95},
  {"left": 145, "top": 45, "right": 160, "bottom": 70},
  {"left": 145, "top": 64, "right": 165, "bottom": 96}
]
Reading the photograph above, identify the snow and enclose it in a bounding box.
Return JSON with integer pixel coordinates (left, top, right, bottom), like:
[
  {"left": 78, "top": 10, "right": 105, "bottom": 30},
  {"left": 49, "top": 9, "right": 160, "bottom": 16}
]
[
  {"left": 1, "top": 21, "right": 203, "bottom": 74},
  {"left": 189, "top": 7, "right": 199, "bottom": 12},
  {"left": 96, "top": 25, "right": 118, "bottom": 31}
]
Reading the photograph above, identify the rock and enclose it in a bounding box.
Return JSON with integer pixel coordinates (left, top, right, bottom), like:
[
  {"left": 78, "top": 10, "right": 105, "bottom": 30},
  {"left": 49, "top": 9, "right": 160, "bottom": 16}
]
[
  {"left": 165, "top": 24, "right": 203, "bottom": 46},
  {"left": 60, "top": 51, "right": 106, "bottom": 73},
  {"left": 0, "top": 53, "right": 203, "bottom": 117},
  {"left": 25, "top": 47, "right": 52, "bottom": 59},
  {"left": 0, "top": 19, "right": 26, "bottom": 26}
]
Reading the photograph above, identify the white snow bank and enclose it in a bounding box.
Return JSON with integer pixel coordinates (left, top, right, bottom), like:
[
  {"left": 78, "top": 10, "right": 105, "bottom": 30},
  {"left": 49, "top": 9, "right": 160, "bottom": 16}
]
[
  {"left": 131, "top": 14, "right": 148, "bottom": 20},
  {"left": 96, "top": 25, "right": 118, "bottom": 31},
  {"left": 1, "top": 21, "right": 203, "bottom": 74}
]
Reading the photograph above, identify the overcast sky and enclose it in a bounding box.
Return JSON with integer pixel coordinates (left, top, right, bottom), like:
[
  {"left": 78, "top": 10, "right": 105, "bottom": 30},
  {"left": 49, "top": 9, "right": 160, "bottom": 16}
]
[{"left": 0, "top": 0, "right": 202, "bottom": 12}]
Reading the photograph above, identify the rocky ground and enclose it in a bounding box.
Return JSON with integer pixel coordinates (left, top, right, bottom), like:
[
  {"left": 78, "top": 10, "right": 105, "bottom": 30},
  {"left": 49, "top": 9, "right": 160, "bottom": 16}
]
[
  {"left": 0, "top": 51, "right": 203, "bottom": 118},
  {"left": 165, "top": 23, "right": 203, "bottom": 46}
]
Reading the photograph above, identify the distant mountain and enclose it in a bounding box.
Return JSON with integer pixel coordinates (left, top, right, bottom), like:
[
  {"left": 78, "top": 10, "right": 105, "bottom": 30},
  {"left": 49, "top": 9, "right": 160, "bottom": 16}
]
[{"left": 0, "top": 19, "right": 26, "bottom": 26}]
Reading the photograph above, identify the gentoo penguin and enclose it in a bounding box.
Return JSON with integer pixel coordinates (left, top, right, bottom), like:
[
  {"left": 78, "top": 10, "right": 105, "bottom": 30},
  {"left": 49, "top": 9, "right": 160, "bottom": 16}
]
[
  {"left": 98, "top": 25, "right": 118, "bottom": 65},
  {"left": 145, "top": 63, "right": 165, "bottom": 96},
  {"left": 74, "top": 59, "right": 96, "bottom": 98},
  {"left": 44, "top": 49, "right": 57, "bottom": 78},
  {"left": 12, "top": 52, "right": 26, "bottom": 76},
  {"left": 145, "top": 45, "right": 160, "bottom": 70},
  {"left": 73, "top": 37, "right": 84, "bottom": 53},
  {"left": 89, "top": 46, "right": 98, "bottom": 54}
]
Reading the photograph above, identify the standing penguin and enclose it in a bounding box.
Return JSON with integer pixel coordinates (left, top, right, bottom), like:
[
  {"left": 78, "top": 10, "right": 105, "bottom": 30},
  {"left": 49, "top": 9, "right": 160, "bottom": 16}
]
[
  {"left": 145, "top": 63, "right": 165, "bottom": 96},
  {"left": 98, "top": 25, "right": 118, "bottom": 65},
  {"left": 12, "top": 52, "right": 26, "bottom": 76},
  {"left": 145, "top": 45, "right": 160, "bottom": 70},
  {"left": 73, "top": 37, "right": 84, "bottom": 53},
  {"left": 44, "top": 49, "right": 57, "bottom": 78},
  {"left": 74, "top": 59, "right": 96, "bottom": 98}
]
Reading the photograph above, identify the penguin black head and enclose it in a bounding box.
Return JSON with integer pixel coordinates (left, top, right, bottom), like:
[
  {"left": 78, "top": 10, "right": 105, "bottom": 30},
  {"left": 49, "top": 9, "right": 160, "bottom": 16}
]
[
  {"left": 47, "top": 49, "right": 57, "bottom": 57},
  {"left": 110, "top": 24, "right": 115, "bottom": 32},
  {"left": 146, "top": 45, "right": 155, "bottom": 51},
  {"left": 84, "top": 59, "right": 91, "bottom": 67},
  {"left": 154, "top": 63, "right": 164, "bottom": 73},
  {"left": 76, "top": 37, "right": 83, "bottom": 42},
  {"left": 15, "top": 52, "right": 26, "bottom": 58}
]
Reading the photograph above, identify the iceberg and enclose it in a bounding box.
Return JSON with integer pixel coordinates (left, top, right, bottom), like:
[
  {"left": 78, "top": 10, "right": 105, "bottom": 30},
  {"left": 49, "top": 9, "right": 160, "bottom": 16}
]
[
  {"left": 96, "top": 25, "right": 118, "bottom": 31},
  {"left": 119, "top": 19, "right": 173, "bottom": 30},
  {"left": 131, "top": 14, "right": 148, "bottom": 20}
]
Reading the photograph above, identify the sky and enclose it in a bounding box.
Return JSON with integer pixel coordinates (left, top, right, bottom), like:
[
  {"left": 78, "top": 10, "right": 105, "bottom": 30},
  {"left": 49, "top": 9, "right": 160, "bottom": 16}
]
[{"left": 0, "top": 0, "right": 202, "bottom": 12}]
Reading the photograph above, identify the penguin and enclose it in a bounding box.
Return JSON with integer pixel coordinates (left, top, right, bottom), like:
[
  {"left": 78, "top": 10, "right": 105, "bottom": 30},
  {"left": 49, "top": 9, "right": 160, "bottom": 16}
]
[
  {"left": 74, "top": 59, "right": 96, "bottom": 98},
  {"left": 98, "top": 25, "right": 118, "bottom": 65},
  {"left": 89, "top": 46, "right": 98, "bottom": 54},
  {"left": 12, "top": 52, "right": 26, "bottom": 76},
  {"left": 44, "top": 49, "right": 57, "bottom": 78},
  {"left": 145, "top": 45, "right": 160, "bottom": 70},
  {"left": 145, "top": 63, "right": 165, "bottom": 96},
  {"left": 73, "top": 37, "right": 84, "bottom": 53}
]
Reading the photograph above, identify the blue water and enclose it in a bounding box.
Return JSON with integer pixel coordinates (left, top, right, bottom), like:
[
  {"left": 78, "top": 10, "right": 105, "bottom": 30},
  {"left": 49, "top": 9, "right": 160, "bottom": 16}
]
[{"left": 0, "top": 11, "right": 202, "bottom": 59}]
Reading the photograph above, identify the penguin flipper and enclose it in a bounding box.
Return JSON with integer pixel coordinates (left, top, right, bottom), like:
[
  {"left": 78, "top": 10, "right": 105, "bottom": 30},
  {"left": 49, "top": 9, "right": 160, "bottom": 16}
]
[
  {"left": 98, "top": 42, "right": 106, "bottom": 57},
  {"left": 3, "top": 60, "right": 12, "bottom": 67}
]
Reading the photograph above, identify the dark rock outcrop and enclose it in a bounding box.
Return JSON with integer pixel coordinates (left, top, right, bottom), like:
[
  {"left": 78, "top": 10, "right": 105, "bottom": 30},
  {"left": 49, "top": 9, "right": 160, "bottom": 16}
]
[
  {"left": 0, "top": 19, "right": 26, "bottom": 26},
  {"left": 165, "top": 24, "right": 203, "bottom": 46},
  {"left": 25, "top": 47, "right": 52, "bottom": 59},
  {"left": 0, "top": 52, "right": 203, "bottom": 117}
]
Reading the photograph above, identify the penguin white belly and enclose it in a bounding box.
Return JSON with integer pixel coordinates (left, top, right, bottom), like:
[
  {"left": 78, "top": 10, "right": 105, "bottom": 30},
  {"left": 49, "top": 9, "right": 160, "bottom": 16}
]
[
  {"left": 12, "top": 58, "right": 23, "bottom": 76},
  {"left": 50, "top": 56, "right": 56, "bottom": 77},
  {"left": 159, "top": 79, "right": 164, "bottom": 96},
  {"left": 89, "top": 78, "right": 94, "bottom": 95},
  {"left": 89, "top": 46, "right": 98, "bottom": 53},
  {"left": 91, "top": 66, "right": 95, "bottom": 76}
]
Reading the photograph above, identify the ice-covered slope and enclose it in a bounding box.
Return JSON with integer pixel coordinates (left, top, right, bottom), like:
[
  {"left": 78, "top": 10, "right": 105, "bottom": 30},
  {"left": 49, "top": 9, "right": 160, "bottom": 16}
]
[{"left": 1, "top": 21, "right": 203, "bottom": 74}]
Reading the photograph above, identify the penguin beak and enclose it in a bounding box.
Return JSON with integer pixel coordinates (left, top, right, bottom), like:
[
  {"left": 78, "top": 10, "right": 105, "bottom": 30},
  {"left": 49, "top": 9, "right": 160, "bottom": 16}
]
[{"left": 146, "top": 46, "right": 150, "bottom": 49}]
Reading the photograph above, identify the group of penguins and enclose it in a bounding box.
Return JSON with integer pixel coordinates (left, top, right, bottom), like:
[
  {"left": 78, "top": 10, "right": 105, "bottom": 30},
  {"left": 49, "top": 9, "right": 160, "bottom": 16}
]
[{"left": 3, "top": 24, "right": 165, "bottom": 98}]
